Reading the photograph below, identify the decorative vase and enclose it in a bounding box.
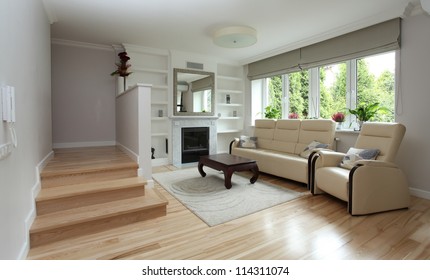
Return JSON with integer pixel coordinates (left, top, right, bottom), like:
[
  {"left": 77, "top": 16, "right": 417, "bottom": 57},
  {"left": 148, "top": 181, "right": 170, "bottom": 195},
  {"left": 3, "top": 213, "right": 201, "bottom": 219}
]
[
  {"left": 357, "top": 120, "right": 364, "bottom": 131},
  {"left": 336, "top": 122, "right": 343, "bottom": 130},
  {"left": 123, "top": 76, "right": 127, "bottom": 91}
]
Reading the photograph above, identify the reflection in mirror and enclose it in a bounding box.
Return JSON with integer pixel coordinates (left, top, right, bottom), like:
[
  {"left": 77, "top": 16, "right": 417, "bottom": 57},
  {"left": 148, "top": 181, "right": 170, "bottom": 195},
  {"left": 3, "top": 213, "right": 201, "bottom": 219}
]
[{"left": 173, "top": 68, "right": 215, "bottom": 116}]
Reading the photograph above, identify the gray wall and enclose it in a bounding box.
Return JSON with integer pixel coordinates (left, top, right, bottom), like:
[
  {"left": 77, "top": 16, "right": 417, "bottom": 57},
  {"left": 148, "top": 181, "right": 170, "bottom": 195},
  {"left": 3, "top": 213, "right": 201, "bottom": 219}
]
[
  {"left": 397, "top": 13, "right": 430, "bottom": 199},
  {"left": 51, "top": 43, "right": 117, "bottom": 147},
  {"left": 0, "top": 0, "right": 52, "bottom": 259}
]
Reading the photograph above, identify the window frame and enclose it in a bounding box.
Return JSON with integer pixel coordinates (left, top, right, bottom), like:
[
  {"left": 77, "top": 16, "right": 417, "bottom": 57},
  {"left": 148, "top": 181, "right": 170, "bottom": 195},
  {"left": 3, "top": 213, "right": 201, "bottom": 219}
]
[{"left": 250, "top": 50, "right": 397, "bottom": 127}]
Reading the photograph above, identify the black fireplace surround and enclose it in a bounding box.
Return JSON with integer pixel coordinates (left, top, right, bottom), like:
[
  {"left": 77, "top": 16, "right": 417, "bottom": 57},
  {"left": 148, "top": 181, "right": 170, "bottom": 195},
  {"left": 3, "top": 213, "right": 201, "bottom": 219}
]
[{"left": 181, "top": 127, "right": 209, "bottom": 163}]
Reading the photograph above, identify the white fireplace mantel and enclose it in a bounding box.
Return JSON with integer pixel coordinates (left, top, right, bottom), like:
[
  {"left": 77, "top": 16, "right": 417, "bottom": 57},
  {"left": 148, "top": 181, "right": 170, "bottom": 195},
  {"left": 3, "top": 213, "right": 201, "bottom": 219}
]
[{"left": 170, "top": 116, "right": 218, "bottom": 166}]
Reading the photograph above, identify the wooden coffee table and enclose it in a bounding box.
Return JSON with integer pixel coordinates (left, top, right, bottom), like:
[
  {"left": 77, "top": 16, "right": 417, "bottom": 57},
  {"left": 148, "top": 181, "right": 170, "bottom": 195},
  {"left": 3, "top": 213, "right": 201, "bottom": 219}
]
[{"left": 198, "top": 153, "right": 259, "bottom": 189}]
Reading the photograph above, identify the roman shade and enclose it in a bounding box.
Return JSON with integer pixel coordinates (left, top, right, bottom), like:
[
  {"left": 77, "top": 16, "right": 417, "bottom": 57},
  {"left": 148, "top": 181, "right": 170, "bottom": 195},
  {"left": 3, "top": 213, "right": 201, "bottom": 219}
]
[
  {"left": 247, "top": 49, "right": 301, "bottom": 79},
  {"left": 248, "top": 18, "right": 401, "bottom": 79},
  {"left": 191, "top": 76, "right": 213, "bottom": 92}
]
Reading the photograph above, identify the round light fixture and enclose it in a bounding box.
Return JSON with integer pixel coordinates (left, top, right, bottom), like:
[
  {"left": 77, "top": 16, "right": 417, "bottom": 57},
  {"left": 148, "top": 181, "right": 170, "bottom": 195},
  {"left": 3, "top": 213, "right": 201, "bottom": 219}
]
[{"left": 213, "top": 26, "right": 257, "bottom": 48}]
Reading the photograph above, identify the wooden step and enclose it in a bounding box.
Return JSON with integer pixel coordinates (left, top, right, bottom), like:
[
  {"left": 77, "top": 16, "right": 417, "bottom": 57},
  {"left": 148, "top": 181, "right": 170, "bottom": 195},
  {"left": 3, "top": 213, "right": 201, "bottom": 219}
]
[
  {"left": 36, "top": 177, "right": 148, "bottom": 215},
  {"left": 40, "top": 146, "right": 139, "bottom": 188},
  {"left": 40, "top": 162, "right": 139, "bottom": 188},
  {"left": 30, "top": 190, "right": 168, "bottom": 248}
]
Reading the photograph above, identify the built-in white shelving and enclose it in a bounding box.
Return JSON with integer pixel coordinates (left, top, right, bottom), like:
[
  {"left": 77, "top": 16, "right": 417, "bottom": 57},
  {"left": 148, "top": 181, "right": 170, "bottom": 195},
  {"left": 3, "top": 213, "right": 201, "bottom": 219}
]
[
  {"left": 216, "top": 64, "right": 245, "bottom": 152},
  {"left": 123, "top": 45, "right": 170, "bottom": 165}
]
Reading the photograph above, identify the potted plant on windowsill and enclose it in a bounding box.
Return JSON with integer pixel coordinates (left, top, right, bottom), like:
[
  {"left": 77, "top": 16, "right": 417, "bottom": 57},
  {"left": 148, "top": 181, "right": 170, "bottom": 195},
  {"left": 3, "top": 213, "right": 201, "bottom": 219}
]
[
  {"left": 348, "top": 102, "right": 388, "bottom": 130},
  {"left": 331, "top": 112, "right": 345, "bottom": 130},
  {"left": 288, "top": 112, "right": 299, "bottom": 119},
  {"left": 264, "top": 105, "right": 281, "bottom": 119}
]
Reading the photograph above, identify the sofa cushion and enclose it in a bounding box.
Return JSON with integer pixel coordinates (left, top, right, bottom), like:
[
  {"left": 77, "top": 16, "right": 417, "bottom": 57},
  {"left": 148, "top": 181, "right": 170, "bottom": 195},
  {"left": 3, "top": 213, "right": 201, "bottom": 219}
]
[
  {"left": 254, "top": 119, "right": 276, "bottom": 149},
  {"left": 299, "top": 140, "right": 329, "bottom": 159},
  {"left": 238, "top": 136, "right": 257, "bottom": 149},
  {"left": 272, "top": 119, "right": 301, "bottom": 154},
  {"left": 340, "top": 147, "right": 380, "bottom": 170},
  {"left": 316, "top": 167, "right": 350, "bottom": 201},
  {"left": 295, "top": 119, "right": 336, "bottom": 155},
  {"left": 232, "top": 145, "right": 309, "bottom": 183},
  {"left": 355, "top": 122, "right": 406, "bottom": 162}
]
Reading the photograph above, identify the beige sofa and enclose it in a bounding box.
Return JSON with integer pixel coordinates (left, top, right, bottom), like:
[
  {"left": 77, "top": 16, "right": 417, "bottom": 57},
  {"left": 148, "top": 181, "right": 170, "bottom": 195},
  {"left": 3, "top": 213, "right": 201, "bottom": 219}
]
[{"left": 230, "top": 119, "right": 336, "bottom": 184}]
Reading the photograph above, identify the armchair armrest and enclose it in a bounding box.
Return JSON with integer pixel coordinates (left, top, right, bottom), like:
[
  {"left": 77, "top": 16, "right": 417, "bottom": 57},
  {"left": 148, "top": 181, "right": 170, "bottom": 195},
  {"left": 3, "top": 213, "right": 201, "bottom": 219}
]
[
  {"left": 355, "top": 160, "right": 398, "bottom": 168},
  {"left": 348, "top": 163, "right": 410, "bottom": 215},
  {"left": 315, "top": 150, "right": 345, "bottom": 168},
  {"left": 308, "top": 149, "right": 345, "bottom": 191}
]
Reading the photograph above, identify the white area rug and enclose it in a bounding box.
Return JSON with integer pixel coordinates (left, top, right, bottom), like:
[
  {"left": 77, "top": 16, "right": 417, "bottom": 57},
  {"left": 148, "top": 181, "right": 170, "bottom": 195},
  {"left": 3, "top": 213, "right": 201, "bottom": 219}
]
[{"left": 152, "top": 168, "right": 304, "bottom": 227}]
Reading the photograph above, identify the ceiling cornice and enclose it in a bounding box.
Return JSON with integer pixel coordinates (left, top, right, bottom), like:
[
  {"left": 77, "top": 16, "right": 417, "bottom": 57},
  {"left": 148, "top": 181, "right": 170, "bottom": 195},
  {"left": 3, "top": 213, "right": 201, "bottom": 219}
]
[
  {"left": 51, "top": 38, "right": 114, "bottom": 52},
  {"left": 42, "top": 0, "right": 58, "bottom": 24},
  {"left": 122, "top": 43, "right": 170, "bottom": 55}
]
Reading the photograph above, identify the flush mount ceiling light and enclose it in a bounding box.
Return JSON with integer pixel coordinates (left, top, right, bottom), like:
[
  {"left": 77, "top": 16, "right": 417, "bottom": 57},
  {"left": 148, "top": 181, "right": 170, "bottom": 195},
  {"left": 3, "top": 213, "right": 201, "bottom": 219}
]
[{"left": 213, "top": 26, "right": 257, "bottom": 48}]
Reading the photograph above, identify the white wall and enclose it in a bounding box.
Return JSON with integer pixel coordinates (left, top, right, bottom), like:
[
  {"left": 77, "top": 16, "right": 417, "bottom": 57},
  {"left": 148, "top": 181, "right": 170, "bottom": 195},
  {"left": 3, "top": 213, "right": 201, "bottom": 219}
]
[
  {"left": 397, "top": 13, "right": 430, "bottom": 199},
  {"left": 0, "top": 0, "right": 52, "bottom": 259},
  {"left": 51, "top": 42, "right": 116, "bottom": 148},
  {"left": 116, "top": 85, "right": 153, "bottom": 182}
]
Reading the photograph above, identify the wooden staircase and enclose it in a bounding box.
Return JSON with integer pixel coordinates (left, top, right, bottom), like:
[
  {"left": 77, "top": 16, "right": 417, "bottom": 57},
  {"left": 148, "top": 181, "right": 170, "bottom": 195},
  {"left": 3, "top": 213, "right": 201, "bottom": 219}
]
[{"left": 30, "top": 146, "right": 167, "bottom": 248}]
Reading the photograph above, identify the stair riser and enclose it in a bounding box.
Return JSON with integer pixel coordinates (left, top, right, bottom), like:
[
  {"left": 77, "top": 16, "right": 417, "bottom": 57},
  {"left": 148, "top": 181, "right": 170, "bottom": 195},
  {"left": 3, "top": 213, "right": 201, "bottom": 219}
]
[
  {"left": 36, "top": 186, "right": 146, "bottom": 215},
  {"left": 41, "top": 168, "right": 137, "bottom": 188},
  {"left": 30, "top": 206, "right": 167, "bottom": 248}
]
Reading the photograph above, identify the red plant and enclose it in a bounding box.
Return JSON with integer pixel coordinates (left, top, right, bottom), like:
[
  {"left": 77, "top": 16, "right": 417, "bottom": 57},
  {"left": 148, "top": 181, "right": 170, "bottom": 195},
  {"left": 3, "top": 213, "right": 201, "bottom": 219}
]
[
  {"left": 110, "top": 52, "right": 132, "bottom": 77},
  {"left": 288, "top": 112, "right": 299, "bottom": 119},
  {"left": 331, "top": 112, "right": 345, "bottom": 122}
]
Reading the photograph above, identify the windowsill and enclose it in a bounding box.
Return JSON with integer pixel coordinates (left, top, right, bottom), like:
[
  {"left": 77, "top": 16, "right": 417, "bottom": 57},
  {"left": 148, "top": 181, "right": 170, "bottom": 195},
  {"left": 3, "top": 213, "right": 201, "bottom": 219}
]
[{"left": 335, "top": 129, "right": 360, "bottom": 134}]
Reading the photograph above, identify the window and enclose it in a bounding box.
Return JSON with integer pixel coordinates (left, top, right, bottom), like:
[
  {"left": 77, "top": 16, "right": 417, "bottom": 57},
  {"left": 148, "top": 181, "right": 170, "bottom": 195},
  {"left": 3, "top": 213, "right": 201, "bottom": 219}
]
[
  {"left": 251, "top": 51, "right": 396, "bottom": 127},
  {"left": 251, "top": 71, "right": 310, "bottom": 122},
  {"left": 319, "top": 62, "right": 347, "bottom": 119},
  {"left": 356, "top": 52, "right": 395, "bottom": 122}
]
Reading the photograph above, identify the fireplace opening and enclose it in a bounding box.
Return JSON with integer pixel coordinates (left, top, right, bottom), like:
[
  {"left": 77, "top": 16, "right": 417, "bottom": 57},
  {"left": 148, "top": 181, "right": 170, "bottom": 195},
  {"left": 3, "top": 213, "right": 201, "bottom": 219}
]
[{"left": 182, "top": 127, "right": 209, "bottom": 163}]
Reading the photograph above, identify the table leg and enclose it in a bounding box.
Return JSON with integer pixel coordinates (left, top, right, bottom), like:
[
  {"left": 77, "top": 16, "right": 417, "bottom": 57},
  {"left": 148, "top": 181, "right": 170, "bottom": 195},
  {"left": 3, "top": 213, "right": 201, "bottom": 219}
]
[
  {"left": 224, "top": 168, "right": 233, "bottom": 189},
  {"left": 249, "top": 164, "right": 259, "bottom": 184},
  {"left": 198, "top": 162, "right": 206, "bottom": 177}
]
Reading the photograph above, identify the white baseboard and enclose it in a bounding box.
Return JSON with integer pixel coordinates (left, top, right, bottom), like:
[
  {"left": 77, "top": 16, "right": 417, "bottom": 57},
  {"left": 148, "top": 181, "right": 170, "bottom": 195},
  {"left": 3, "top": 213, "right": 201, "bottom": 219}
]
[
  {"left": 410, "top": 187, "right": 430, "bottom": 200},
  {"left": 116, "top": 142, "right": 139, "bottom": 163},
  {"left": 18, "top": 150, "right": 54, "bottom": 260},
  {"left": 52, "top": 141, "right": 116, "bottom": 149},
  {"left": 151, "top": 157, "right": 169, "bottom": 167}
]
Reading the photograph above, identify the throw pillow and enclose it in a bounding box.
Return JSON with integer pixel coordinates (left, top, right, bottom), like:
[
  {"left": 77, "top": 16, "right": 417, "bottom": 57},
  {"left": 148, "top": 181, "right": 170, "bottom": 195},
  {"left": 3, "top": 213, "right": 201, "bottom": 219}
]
[
  {"left": 238, "top": 135, "right": 258, "bottom": 149},
  {"left": 300, "top": 140, "right": 329, "bottom": 159},
  {"left": 340, "top": 147, "right": 380, "bottom": 170}
]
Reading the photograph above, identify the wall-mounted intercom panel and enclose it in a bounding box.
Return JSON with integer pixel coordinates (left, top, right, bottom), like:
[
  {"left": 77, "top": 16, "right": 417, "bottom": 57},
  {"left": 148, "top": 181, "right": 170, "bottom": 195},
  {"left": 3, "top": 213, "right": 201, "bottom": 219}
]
[{"left": 2, "top": 85, "right": 16, "bottom": 123}]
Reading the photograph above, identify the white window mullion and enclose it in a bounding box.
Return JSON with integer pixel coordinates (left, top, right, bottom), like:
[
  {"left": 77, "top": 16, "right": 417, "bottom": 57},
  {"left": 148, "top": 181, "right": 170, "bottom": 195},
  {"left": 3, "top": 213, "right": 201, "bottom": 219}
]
[
  {"left": 282, "top": 74, "right": 289, "bottom": 119},
  {"left": 346, "top": 60, "right": 357, "bottom": 125},
  {"left": 309, "top": 68, "right": 319, "bottom": 118},
  {"left": 262, "top": 78, "right": 269, "bottom": 111}
]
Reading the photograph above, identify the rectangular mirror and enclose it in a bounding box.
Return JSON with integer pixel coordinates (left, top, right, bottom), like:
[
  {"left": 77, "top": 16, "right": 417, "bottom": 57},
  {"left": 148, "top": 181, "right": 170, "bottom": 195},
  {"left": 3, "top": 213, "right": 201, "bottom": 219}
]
[{"left": 173, "top": 68, "right": 215, "bottom": 116}]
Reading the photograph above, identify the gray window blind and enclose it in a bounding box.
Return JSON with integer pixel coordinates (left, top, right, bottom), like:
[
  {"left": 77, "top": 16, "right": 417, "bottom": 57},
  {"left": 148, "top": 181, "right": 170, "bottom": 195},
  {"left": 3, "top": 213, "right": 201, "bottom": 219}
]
[
  {"left": 248, "top": 18, "right": 401, "bottom": 79},
  {"left": 191, "top": 76, "right": 213, "bottom": 92}
]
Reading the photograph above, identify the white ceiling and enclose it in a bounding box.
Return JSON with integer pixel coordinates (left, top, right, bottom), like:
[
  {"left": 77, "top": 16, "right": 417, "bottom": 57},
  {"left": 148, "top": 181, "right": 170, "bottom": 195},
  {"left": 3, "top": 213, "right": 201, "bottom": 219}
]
[{"left": 44, "top": 0, "right": 418, "bottom": 64}]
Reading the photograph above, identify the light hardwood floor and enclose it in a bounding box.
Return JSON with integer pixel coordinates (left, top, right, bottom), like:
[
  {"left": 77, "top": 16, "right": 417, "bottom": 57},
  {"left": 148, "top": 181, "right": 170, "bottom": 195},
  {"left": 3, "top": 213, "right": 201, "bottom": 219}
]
[{"left": 28, "top": 164, "right": 430, "bottom": 260}]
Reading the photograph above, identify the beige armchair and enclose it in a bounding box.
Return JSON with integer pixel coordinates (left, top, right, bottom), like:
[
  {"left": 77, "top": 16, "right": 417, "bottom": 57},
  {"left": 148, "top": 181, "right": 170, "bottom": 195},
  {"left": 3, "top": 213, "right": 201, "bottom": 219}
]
[{"left": 309, "top": 122, "right": 410, "bottom": 215}]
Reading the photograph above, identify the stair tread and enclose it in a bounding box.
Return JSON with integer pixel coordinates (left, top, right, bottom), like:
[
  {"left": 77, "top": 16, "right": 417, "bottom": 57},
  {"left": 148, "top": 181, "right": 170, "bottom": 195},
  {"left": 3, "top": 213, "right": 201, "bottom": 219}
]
[
  {"left": 37, "top": 177, "right": 147, "bottom": 202},
  {"left": 40, "top": 162, "right": 138, "bottom": 178},
  {"left": 31, "top": 190, "right": 168, "bottom": 233}
]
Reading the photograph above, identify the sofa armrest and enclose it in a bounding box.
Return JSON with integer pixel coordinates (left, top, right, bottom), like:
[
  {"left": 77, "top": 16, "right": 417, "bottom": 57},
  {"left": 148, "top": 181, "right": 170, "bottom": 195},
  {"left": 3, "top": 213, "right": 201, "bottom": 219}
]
[
  {"left": 348, "top": 163, "right": 410, "bottom": 215},
  {"left": 229, "top": 138, "right": 239, "bottom": 154}
]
